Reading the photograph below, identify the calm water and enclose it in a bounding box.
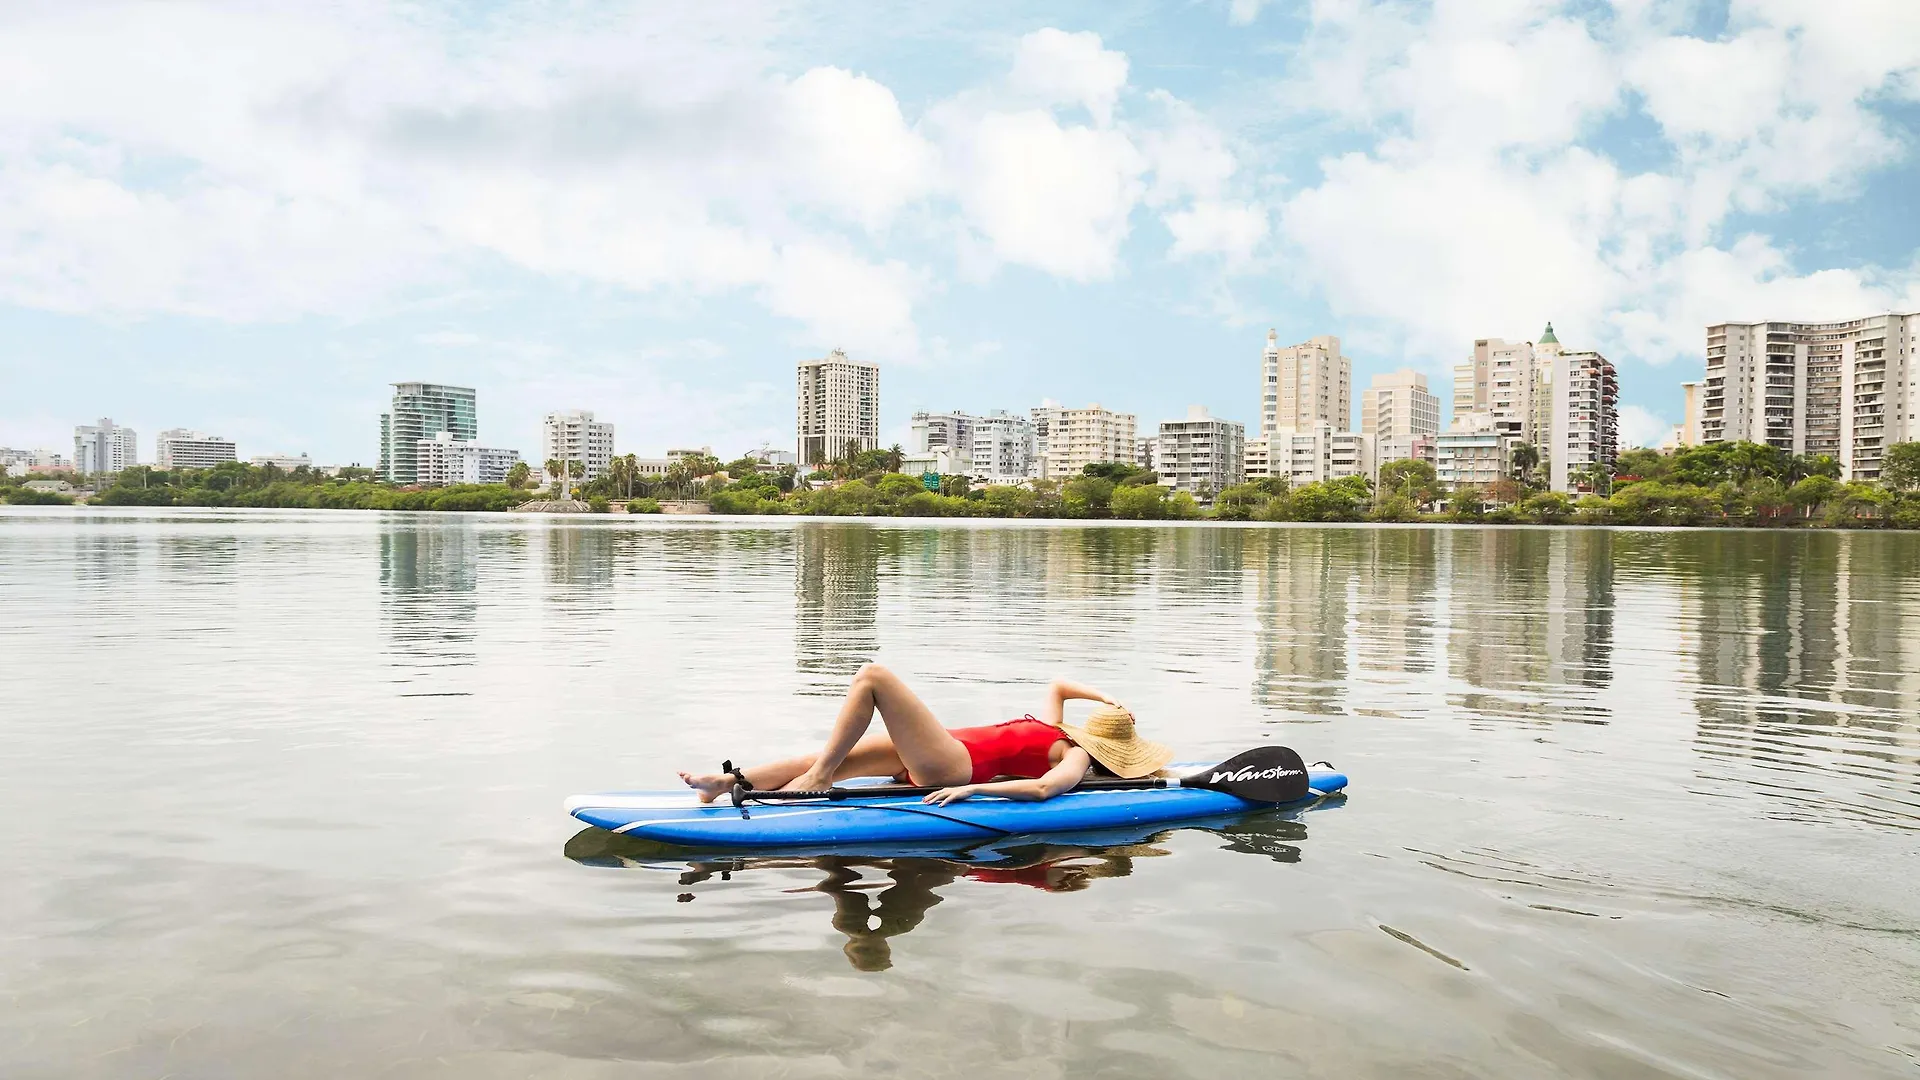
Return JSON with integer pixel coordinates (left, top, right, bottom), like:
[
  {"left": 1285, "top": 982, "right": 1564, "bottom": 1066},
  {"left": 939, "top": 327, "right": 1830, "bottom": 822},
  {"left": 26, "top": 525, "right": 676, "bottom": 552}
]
[{"left": 2, "top": 508, "right": 1917, "bottom": 1079}]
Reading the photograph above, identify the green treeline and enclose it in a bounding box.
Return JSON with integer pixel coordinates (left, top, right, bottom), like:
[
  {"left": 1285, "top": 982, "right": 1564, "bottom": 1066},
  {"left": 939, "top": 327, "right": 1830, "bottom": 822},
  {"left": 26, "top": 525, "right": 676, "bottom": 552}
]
[
  {"left": 8, "top": 440, "right": 1920, "bottom": 528},
  {"left": 2, "top": 462, "right": 525, "bottom": 512}
]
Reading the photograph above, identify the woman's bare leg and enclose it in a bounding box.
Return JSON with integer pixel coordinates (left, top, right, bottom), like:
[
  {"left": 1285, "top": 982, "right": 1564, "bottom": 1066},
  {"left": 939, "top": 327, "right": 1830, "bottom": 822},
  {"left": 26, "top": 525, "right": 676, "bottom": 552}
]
[
  {"left": 679, "top": 663, "right": 970, "bottom": 802},
  {"left": 784, "top": 663, "right": 970, "bottom": 790}
]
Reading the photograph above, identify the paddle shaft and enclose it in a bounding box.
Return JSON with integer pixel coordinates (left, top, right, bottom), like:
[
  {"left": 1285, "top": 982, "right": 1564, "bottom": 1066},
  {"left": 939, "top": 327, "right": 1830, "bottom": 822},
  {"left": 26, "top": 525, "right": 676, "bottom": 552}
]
[{"left": 737, "top": 776, "right": 1175, "bottom": 802}]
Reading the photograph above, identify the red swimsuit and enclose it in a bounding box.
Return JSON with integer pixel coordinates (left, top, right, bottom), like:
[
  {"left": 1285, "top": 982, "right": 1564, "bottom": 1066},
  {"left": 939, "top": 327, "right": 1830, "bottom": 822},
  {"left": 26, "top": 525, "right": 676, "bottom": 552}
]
[{"left": 947, "top": 718, "right": 1067, "bottom": 784}]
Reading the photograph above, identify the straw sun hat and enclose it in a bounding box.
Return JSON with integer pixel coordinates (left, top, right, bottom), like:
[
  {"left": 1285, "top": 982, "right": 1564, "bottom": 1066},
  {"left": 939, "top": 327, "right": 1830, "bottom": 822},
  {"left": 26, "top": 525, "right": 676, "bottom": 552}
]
[{"left": 1059, "top": 703, "right": 1174, "bottom": 779}]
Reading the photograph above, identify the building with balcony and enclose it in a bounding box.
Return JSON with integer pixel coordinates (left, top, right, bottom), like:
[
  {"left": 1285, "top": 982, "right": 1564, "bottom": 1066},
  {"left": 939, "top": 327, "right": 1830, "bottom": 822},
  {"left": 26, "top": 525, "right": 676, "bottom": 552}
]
[
  {"left": 74, "top": 418, "right": 138, "bottom": 475},
  {"left": 380, "top": 383, "right": 477, "bottom": 484},
  {"left": 541, "top": 410, "right": 616, "bottom": 480},
  {"left": 1436, "top": 413, "right": 1511, "bottom": 491},
  {"left": 1156, "top": 406, "right": 1244, "bottom": 500},
  {"left": 1548, "top": 349, "right": 1619, "bottom": 493},
  {"left": 797, "top": 350, "right": 879, "bottom": 468},
  {"left": 1700, "top": 313, "right": 1919, "bottom": 480},
  {"left": 415, "top": 432, "right": 521, "bottom": 486},
  {"left": 156, "top": 429, "right": 237, "bottom": 470},
  {"left": 1261, "top": 331, "right": 1352, "bottom": 435},
  {"left": 1361, "top": 369, "right": 1441, "bottom": 452},
  {"left": 1031, "top": 402, "right": 1138, "bottom": 479}
]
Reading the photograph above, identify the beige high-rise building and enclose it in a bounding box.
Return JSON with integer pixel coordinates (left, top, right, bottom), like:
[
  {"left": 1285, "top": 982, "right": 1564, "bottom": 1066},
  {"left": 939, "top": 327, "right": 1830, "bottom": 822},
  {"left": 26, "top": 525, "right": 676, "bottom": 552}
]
[
  {"left": 541, "top": 410, "right": 616, "bottom": 480},
  {"left": 1700, "top": 313, "right": 1918, "bottom": 480},
  {"left": 1361, "top": 370, "right": 1441, "bottom": 441},
  {"left": 1031, "top": 402, "right": 1137, "bottom": 479},
  {"left": 796, "top": 350, "right": 880, "bottom": 468},
  {"left": 1156, "top": 406, "right": 1244, "bottom": 499},
  {"left": 1548, "top": 349, "right": 1618, "bottom": 493},
  {"left": 1261, "top": 331, "right": 1352, "bottom": 435}
]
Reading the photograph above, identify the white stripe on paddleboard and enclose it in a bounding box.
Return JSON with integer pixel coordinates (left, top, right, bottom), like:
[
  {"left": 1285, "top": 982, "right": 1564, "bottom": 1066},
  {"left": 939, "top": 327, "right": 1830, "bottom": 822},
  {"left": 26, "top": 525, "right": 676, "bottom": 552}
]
[{"left": 607, "top": 806, "right": 849, "bottom": 833}]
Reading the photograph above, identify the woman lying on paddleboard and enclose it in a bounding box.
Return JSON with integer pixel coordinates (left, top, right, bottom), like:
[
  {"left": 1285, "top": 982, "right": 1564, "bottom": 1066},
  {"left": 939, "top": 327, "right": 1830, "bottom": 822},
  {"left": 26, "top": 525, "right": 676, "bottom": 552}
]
[{"left": 679, "top": 663, "right": 1172, "bottom": 806}]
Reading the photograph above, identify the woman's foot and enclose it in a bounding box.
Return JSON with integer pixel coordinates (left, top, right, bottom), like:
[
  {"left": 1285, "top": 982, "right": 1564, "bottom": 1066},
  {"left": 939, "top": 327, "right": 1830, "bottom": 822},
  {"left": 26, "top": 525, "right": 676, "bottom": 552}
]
[
  {"left": 678, "top": 771, "right": 735, "bottom": 804},
  {"left": 783, "top": 770, "right": 832, "bottom": 793}
]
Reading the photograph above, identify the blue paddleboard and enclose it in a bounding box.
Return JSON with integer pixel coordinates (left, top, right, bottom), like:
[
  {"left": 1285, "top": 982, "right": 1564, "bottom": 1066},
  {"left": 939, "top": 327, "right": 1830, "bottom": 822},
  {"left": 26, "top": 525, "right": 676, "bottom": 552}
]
[{"left": 565, "top": 763, "right": 1348, "bottom": 848}]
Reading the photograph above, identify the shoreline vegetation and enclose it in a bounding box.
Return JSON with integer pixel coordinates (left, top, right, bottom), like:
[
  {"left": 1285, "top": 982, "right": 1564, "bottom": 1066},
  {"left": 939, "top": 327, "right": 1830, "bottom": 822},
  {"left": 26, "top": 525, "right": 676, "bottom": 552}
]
[{"left": 5, "top": 441, "right": 1919, "bottom": 530}]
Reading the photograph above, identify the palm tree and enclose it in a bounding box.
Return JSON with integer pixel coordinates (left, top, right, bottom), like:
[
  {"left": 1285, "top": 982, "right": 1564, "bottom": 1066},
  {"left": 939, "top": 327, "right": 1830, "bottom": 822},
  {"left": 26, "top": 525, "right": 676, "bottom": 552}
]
[
  {"left": 567, "top": 460, "right": 586, "bottom": 500},
  {"left": 1510, "top": 443, "right": 1540, "bottom": 485},
  {"left": 623, "top": 453, "right": 639, "bottom": 498},
  {"left": 544, "top": 458, "right": 563, "bottom": 497},
  {"left": 883, "top": 443, "right": 904, "bottom": 473}
]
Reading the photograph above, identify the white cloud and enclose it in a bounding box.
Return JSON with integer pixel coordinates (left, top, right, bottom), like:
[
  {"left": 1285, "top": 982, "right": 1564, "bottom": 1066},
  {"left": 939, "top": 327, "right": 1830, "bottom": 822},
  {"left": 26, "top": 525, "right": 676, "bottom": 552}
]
[
  {"left": 1618, "top": 404, "right": 1670, "bottom": 449},
  {"left": 1005, "top": 28, "right": 1129, "bottom": 128},
  {"left": 1270, "top": 0, "right": 1920, "bottom": 366},
  {"left": 1166, "top": 200, "right": 1271, "bottom": 265},
  {"left": 1227, "top": 0, "right": 1269, "bottom": 26},
  {"left": 940, "top": 110, "right": 1146, "bottom": 280}
]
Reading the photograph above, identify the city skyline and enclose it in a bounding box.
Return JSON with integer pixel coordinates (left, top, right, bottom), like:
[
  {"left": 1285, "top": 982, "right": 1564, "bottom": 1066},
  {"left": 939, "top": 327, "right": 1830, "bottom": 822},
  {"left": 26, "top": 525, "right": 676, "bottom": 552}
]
[{"left": 3, "top": 5, "right": 1916, "bottom": 464}]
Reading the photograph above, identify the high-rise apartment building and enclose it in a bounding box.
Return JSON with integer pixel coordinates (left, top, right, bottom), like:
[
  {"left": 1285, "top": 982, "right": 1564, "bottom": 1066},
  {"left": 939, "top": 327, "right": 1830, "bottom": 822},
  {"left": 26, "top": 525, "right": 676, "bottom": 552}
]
[
  {"left": 1261, "top": 331, "right": 1352, "bottom": 434},
  {"left": 156, "top": 429, "right": 237, "bottom": 470},
  {"left": 1700, "top": 313, "right": 1919, "bottom": 480},
  {"left": 968, "top": 411, "right": 1036, "bottom": 485},
  {"left": 541, "top": 410, "right": 616, "bottom": 480},
  {"left": 1252, "top": 425, "right": 1374, "bottom": 487},
  {"left": 74, "top": 417, "right": 138, "bottom": 474},
  {"left": 1436, "top": 413, "right": 1510, "bottom": 491},
  {"left": 415, "top": 431, "right": 521, "bottom": 486},
  {"left": 1360, "top": 370, "right": 1441, "bottom": 460},
  {"left": 909, "top": 412, "right": 976, "bottom": 469},
  {"left": 1156, "top": 407, "right": 1244, "bottom": 500},
  {"left": 909, "top": 410, "right": 1035, "bottom": 484},
  {"left": 380, "top": 383, "right": 477, "bottom": 484},
  {"left": 1030, "top": 402, "right": 1137, "bottom": 479},
  {"left": 797, "top": 350, "right": 879, "bottom": 468},
  {"left": 1548, "top": 349, "right": 1619, "bottom": 493}
]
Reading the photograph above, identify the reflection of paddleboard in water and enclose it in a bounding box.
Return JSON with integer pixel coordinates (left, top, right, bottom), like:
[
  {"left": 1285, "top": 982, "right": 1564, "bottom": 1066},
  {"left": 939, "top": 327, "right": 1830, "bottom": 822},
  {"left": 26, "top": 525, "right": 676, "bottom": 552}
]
[
  {"left": 564, "top": 761, "right": 1347, "bottom": 848},
  {"left": 561, "top": 802, "right": 1343, "bottom": 972}
]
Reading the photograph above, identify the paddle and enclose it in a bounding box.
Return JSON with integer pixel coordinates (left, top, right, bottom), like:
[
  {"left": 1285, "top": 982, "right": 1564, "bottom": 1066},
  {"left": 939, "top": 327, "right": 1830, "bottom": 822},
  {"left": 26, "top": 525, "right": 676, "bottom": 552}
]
[{"left": 731, "top": 745, "right": 1313, "bottom": 807}]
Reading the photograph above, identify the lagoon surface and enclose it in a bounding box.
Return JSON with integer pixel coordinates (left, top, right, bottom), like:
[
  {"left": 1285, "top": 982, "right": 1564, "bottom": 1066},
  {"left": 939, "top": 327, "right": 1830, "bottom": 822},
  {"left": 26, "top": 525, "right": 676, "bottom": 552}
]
[{"left": 2, "top": 508, "right": 1917, "bottom": 1078}]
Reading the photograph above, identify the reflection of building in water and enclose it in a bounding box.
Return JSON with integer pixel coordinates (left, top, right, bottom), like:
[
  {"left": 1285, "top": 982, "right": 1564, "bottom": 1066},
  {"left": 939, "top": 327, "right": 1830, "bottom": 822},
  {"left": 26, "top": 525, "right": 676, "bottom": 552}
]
[
  {"left": 543, "top": 525, "right": 615, "bottom": 591},
  {"left": 1542, "top": 530, "right": 1614, "bottom": 692},
  {"left": 379, "top": 525, "right": 479, "bottom": 666},
  {"left": 1440, "top": 530, "right": 1595, "bottom": 722},
  {"left": 1352, "top": 528, "right": 1440, "bottom": 677},
  {"left": 1684, "top": 532, "right": 1920, "bottom": 827},
  {"left": 1249, "top": 530, "right": 1352, "bottom": 715},
  {"left": 795, "top": 525, "right": 881, "bottom": 684}
]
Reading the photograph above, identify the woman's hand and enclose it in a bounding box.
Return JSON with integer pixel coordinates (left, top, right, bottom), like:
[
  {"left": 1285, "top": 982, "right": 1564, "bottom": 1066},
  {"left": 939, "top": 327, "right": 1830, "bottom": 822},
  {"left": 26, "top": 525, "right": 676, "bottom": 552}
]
[{"left": 923, "top": 785, "right": 978, "bottom": 806}]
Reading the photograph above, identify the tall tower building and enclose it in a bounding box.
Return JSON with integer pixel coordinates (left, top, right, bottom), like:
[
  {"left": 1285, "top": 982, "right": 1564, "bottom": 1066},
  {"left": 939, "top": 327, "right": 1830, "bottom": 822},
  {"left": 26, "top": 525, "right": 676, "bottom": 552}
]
[
  {"left": 1549, "top": 349, "right": 1619, "bottom": 493},
  {"left": 796, "top": 349, "right": 880, "bottom": 468},
  {"left": 1701, "top": 313, "right": 1918, "bottom": 479},
  {"left": 380, "top": 383, "right": 478, "bottom": 484},
  {"left": 74, "top": 417, "right": 138, "bottom": 475},
  {"left": 541, "top": 410, "right": 616, "bottom": 480},
  {"left": 1261, "top": 332, "right": 1352, "bottom": 435}
]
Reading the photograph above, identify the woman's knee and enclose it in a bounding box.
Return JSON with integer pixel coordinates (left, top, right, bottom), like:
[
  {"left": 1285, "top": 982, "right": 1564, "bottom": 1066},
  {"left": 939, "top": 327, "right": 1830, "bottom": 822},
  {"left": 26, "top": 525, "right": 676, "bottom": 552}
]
[{"left": 854, "top": 662, "right": 894, "bottom": 688}]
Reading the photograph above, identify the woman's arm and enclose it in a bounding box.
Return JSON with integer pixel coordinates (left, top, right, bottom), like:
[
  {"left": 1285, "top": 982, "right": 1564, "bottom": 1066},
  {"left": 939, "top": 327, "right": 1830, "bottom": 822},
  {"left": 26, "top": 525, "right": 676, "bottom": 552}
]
[
  {"left": 1038, "top": 678, "right": 1120, "bottom": 727},
  {"left": 923, "top": 747, "right": 1094, "bottom": 805}
]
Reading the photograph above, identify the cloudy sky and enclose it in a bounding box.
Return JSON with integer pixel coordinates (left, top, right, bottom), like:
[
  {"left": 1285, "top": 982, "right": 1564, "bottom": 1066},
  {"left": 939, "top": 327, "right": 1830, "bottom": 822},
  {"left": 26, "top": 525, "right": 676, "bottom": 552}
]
[{"left": 3, "top": 0, "right": 1917, "bottom": 464}]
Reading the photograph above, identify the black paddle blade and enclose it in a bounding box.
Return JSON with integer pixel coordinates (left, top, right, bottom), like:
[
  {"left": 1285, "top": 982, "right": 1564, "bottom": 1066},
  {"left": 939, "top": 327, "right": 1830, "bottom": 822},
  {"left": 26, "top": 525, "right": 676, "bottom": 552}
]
[{"left": 1181, "top": 746, "right": 1311, "bottom": 804}]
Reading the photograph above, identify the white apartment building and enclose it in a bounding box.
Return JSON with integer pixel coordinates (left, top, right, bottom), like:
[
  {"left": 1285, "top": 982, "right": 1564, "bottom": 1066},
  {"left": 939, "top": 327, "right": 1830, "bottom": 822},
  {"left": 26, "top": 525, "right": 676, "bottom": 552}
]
[
  {"left": 1700, "top": 313, "right": 1919, "bottom": 480},
  {"left": 910, "top": 412, "right": 973, "bottom": 456},
  {"left": 901, "top": 446, "right": 967, "bottom": 478},
  {"left": 968, "top": 411, "right": 1036, "bottom": 485},
  {"left": 542, "top": 410, "right": 616, "bottom": 480},
  {"left": 1156, "top": 406, "right": 1244, "bottom": 500},
  {"left": 1, "top": 447, "right": 70, "bottom": 477},
  {"left": 415, "top": 432, "right": 521, "bottom": 486},
  {"left": 1251, "top": 425, "right": 1374, "bottom": 486},
  {"left": 1031, "top": 402, "right": 1137, "bottom": 479},
  {"left": 156, "top": 429, "right": 237, "bottom": 470},
  {"left": 1548, "top": 349, "right": 1619, "bottom": 493},
  {"left": 74, "top": 417, "right": 138, "bottom": 475},
  {"left": 1262, "top": 331, "right": 1352, "bottom": 434},
  {"left": 797, "top": 350, "right": 879, "bottom": 468},
  {"left": 1375, "top": 435, "right": 1436, "bottom": 473},
  {"left": 1436, "top": 413, "right": 1512, "bottom": 491},
  {"left": 251, "top": 453, "right": 313, "bottom": 470},
  {"left": 1360, "top": 369, "right": 1440, "bottom": 454}
]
